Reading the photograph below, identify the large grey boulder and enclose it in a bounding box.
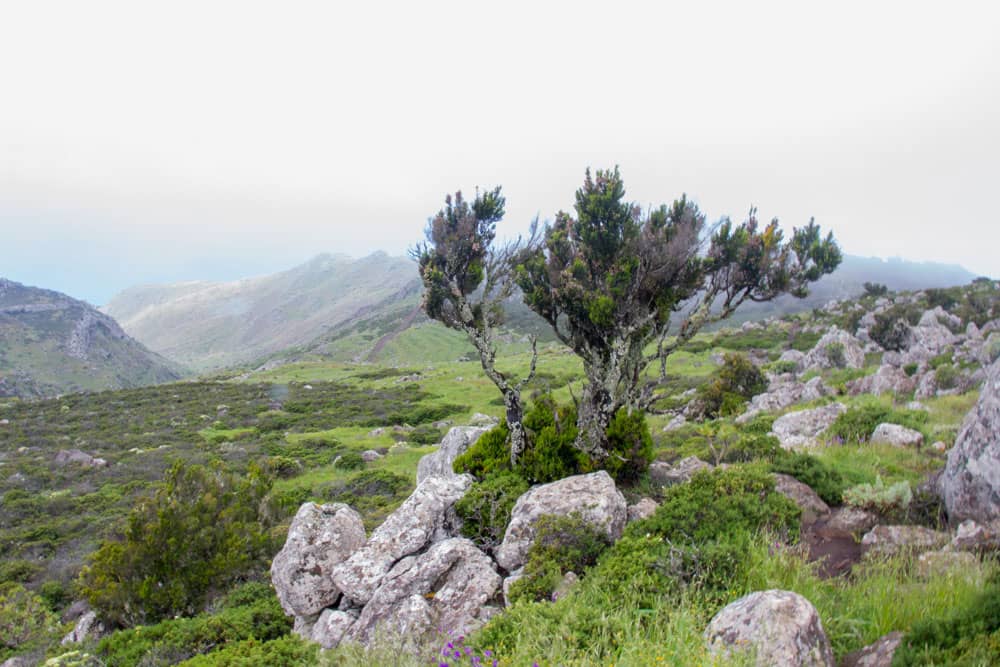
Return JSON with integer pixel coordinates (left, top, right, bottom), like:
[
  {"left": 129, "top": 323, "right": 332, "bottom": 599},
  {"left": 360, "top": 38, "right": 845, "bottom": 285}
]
[
  {"left": 861, "top": 525, "right": 949, "bottom": 558},
  {"left": 846, "top": 365, "right": 916, "bottom": 397},
  {"left": 770, "top": 403, "right": 846, "bottom": 450},
  {"left": 939, "top": 357, "right": 1000, "bottom": 523},
  {"left": 738, "top": 376, "right": 829, "bottom": 423},
  {"left": 416, "top": 426, "right": 489, "bottom": 483},
  {"left": 840, "top": 632, "right": 903, "bottom": 667},
  {"left": 346, "top": 538, "right": 500, "bottom": 645},
  {"left": 870, "top": 423, "right": 924, "bottom": 448},
  {"left": 704, "top": 590, "right": 834, "bottom": 667},
  {"left": 54, "top": 449, "right": 107, "bottom": 468},
  {"left": 271, "top": 503, "right": 366, "bottom": 617},
  {"left": 494, "top": 471, "right": 627, "bottom": 572},
  {"left": 800, "top": 328, "right": 865, "bottom": 371},
  {"left": 773, "top": 474, "right": 830, "bottom": 525},
  {"left": 331, "top": 474, "right": 473, "bottom": 605},
  {"left": 648, "top": 456, "right": 713, "bottom": 488},
  {"left": 310, "top": 609, "right": 358, "bottom": 649}
]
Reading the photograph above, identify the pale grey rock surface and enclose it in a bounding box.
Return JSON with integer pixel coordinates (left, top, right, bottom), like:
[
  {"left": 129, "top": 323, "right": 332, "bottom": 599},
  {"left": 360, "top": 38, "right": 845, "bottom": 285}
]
[
  {"left": 60, "top": 610, "right": 105, "bottom": 645},
  {"left": 825, "top": 506, "right": 878, "bottom": 535},
  {"left": 800, "top": 328, "right": 865, "bottom": 371},
  {"left": 840, "top": 631, "right": 903, "bottom": 667},
  {"left": 416, "top": 426, "right": 489, "bottom": 483},
  {"left": 770, "top": 403, "right": 846, "bottom": 450},
  {"left": 270, "top": 502, "right": 366, "bottom": 617},
  {"left": 870, "top": 423, "right": 924, "bottom": 448},
  {"left": 846, "top": 365, "right": 916, "bottom": 397},
  {"left": 738, "top": 376, "right": 829, "bottom": 423},
  {"left": 704, "top": 589, "right": 834, "bottom": 667},
  {"left": 861, "top": 525, "right": 949, "bottom": 558},
  {"left": 773, "top": 474, "right": 830, "bottom": 525},
  {"left": 940, "top": 358, "right": 1000, "bottom": 523},
  {"left": 495, "top": 471, "right": 627, "bottom": 572},
  {"left": 310, "top": 609, "right": 357, "bottom": 649},
  {"left": 648, "top": 456, "right": 713, "bottom": 488},
  {"left": 627, "top": 498, "right": 659, "bottom": 523}
]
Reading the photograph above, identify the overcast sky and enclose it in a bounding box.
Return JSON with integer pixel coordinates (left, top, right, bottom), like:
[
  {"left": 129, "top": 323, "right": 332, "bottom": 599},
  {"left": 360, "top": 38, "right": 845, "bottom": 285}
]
[{"left": 2, "top": 1, "right": 999, "bottom": 305}]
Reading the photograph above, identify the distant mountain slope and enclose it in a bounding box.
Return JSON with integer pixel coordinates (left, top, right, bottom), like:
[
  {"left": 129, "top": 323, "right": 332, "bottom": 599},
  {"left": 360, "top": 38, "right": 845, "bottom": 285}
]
[
  {"left": 104, "top": 253, "right": 422, "bottom": 371},
  {"left": 0, "top": 279, "right": 184, "bottom": 398}
]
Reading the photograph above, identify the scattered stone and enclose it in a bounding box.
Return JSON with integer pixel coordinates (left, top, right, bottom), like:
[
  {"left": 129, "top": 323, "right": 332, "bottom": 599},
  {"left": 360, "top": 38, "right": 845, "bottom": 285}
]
[
  {"left": 915, "top": 549, "right": 979, "bottom": 579},
  {"left": 905, "top": 401, "right": 927, "bottom": 411},
  {"left": 60, "top": 610, "right": 106, "bottom": 645},
  {"left": 914, "top": 372, "right": 937, "bottom": 400},
  {"left": 770, "top": 403, "right": 846, "bottom": 450},
  {"left": 930, "top": 440, "right": 948, "bottom": 453},
  {"left": 502, "top": 568, "right": 524, "bottom": 607},
  {"left": 367, "top": 427, "right": 386, "bottom": 437},
  {"left": 663, "top": 415, "right": 687, "bottom": 431},
  {"left": 331, "top": 474, "right": 473, "bottom": 605},
  {"left": 360, "top": 449, "right": 382, "bottom": 462},
  {"left": 0, "top": 419, "right": 8, "bottom": 426},
  {"left": 704, "top": 589, "right": 834, "bottom": 667},
  {"left": 870, "top": 423, "right": 924, "bottom": 448},
  {"left": 840, "top": 631, "right": 903, "bottom": 667},
  {"left": 951, "top": 518, "right": 1000, "bottom": 552},
  {"left": 627, "top": 498, "right": 659, "bottom": 523},
  {"left": 825, "top": 506, "right": 878, "bottom": 535},
  {"left": 861, "top": 525, "right": 949, "bottom": 558},
  {"left": 846, "top": 365, "right": 916, "bottom": 397},
  {"left": 648, "top": 457, "right": 713, "bottom": 488},
  {"left": 939, "top": 357, "right": 1000, "bottom": 523},
  {"left": 53, "top": 449, "right": 107, "bottom": 468},
  {"left": 415, "top": 426, "right": 489, "bottom": 483},
  {"left": 800, "top": 327, "right": 865, "bottom": 371},
  {"left": 270, "top": 503, "right": 366, "bottom": 617},
  {"left": 773, "top": 474, "right": 830, "bottom": 525},
  {"left": 495, "top": 471, "right": 627, "bottom": 572},
  {"left": 468, "top": 413, "right": 498, "bottom": 427}
]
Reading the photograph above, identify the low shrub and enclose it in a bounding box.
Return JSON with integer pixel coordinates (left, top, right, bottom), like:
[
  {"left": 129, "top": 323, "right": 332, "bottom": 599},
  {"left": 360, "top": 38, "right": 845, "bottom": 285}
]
[
  {"left": 870, "top": 304, "right": 921, "bottom": 351},
  {"left": 454, "top": 472, "right": 529, "bottom": 550},
  {"left": 507, "top": 513, "right": 611, "bottom": 604},
  {"left": 769, "top": 360, "right": 800, "bottom": 375},
  {"left": 903, "top": 362, "right": 919, "bottom": 377},
  {"left": 770, "top": 451, "right": 847, "bottom": 505},
  {"left": 177, "top": 635, "right": 319, "bottom": 666},
  {"left": 518, "top": 398, "right": 591, "bottom": 484},
  {"left": 935, "top": 364, "right": 960, "bottom": 390},
  {"left": 0, "top": 583, "right": 61, "bottom": 659},
  {"left": 408, "top": 424, "right": 445, "bottom": 445},
  {"left": 453, "top": 423, "right": 511, "bottom": 478},
  {"left": 603, "top": 408, "right": 654, "bottom": 484},
  {"left": 843, "top": 476, "right": 912, "bottom": 514},
  {"left": 827, "top": 404, "right": 928, "bottom": 443},
  {"left": 333, "top": 451, "right": 366, "bottom": 470},
  {"left": 694, "top": 353, "right": 767, "bottom": 419}
]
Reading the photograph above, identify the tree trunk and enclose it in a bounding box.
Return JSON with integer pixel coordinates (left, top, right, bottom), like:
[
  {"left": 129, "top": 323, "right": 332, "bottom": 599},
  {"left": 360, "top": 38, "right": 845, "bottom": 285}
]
[
  {"left": 504, "top": 390, "right": 527, "bottom": 466},
  {"left": 576, "top": 381, "right": 613, "bottom": 459}
]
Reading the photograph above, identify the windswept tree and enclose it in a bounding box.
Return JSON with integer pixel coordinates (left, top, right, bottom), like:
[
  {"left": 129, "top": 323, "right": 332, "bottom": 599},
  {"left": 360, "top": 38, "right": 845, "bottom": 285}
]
[
  {"left": 516, "top": 167, "right": 841, "bottom": 457},
  {"left": 412, "top": 188, "right": 540, "bottom": 464}
]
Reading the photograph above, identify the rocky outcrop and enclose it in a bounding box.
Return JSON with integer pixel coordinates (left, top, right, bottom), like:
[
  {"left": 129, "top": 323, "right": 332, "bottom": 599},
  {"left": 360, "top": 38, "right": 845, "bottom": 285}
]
[
  {"left": 627, "top": 498, "right": 659, "bottom": 523},
  {"left": 60, "top": 610, "right": 106, "bottom": 645},
  {"left": 346, "top": 538, "right": 500, "bottom": 644},
  {"left": 950, "top": 518, "right": 1000, "bottom": 552},
  {"left": 53, "top": 449, "right": 107, "bottom": 468},
  {"left": 310, "top": 609, "right": 357, "bottom": 649},
  {"left": 738, "top": 376, "right": 829, "bottom": 422},
  {"left": 870, "top": 423, "right": 924, "bottom": 448},
  {"left": 773, "top": 474, "right": 830, "bottom": 525},
  {"left": 416, "top": 426, "right": 488, "bottom": 483},
  {"left": 770, "top": 403, "right": 846, "bottom": 450},
  {"left": 861, "top": 525, "right": 949, "bottom": 558},
  {"left": 840, "top": 631, "right": 903, "bottom": 667},
  {"left": 704, "top": 589, "right": 834, "bottom": 666},
  {"left": 270, "top": 503, "right": 366, "bottom": 618},
  {"left": 846, "top": 365, "right": 916, "bottom": 397},
  {"left": 494, "top": 471, "right": 627, "bottom": 572},
  {"left": 800, "top": 328, "right": 865, "bottom": 371},
  {"left": 648, "top": 457, "right": 712, "bottom": 488},
  {"left": 939, "top": 358, "right": 1000, "bottom": 523},
  {"left": 825, "top": 506, "right": 878, "bottom": 535}
]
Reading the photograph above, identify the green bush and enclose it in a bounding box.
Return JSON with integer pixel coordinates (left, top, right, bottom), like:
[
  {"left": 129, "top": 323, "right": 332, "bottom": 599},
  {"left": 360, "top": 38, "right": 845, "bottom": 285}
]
[
  {"left": 0, "top": 582, "right": 61, "bottom": 659},
  {"left": 843, "top": 476, "right": 912, "bottom": 514},
  {"left": 695, "top": 353, "right": 767, "bottom": 419},
  {"left": 454, "top": 472, "right": 529, "bottom": 550},
  {"left": 870, "top": 304, "right": 921, "bottom": 351},
  {"left": 827, "top": 404, "right": 928, "bottom": 443},
  {"left": 333, "top": 451, "right": 366, "bottom": 470},
  {"left": 507, "top": 513, "right": 611, "bottom": 604},
  {"left": 769, "top": 452, "right": 846, "bottom": 505},
  {"left": 177, "top": 635, "right": 319, "bottom": 667},
  {"left": 825, "top": 341, "right": 847, "bottom": 368},
  {"left": 78, "top": 461, "right": 276, "bottom": 628},
  {"left": 453, "top": 422, "right": 511, "bottom": 477},
  {"left": 935, "top": 364, "right": 960, "bottom": 390},
  {"left": 903, "top": 362, "right": 919, "bottom": 377},
  {"left": 769, "top": 360, "right": 799, "bottom": 375},
  {"left": 893, "top": 573, "right": 1000, "bottom": 666},
  {"left": 603, "top": 408, "right": 653, "bottom": 484},
  {"left": 408, "top": 423, "right": 445, "bottom": 445},
  {"left": 518, "top": 398, "right": 591, "bottom": 484}
]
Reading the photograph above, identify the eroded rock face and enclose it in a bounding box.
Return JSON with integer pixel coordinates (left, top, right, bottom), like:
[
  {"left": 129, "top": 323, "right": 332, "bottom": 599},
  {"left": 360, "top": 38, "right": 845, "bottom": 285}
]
[
  {"left": 311, "top": 609, "right": 358, "bottom": 649},
  {"left": 704, "top": 589, "right": 834, "bottom": 667},
  {"left": 939, "top": 358, "right": 1000, "bottom": 523},
  {"left": 270, "top": 503, "right": 366, "bottom": 617},
  {"left": 346, "top": 538, "right": 500, "bottom": 645},
  {"left": 861, "top": 525, "right": 949, "bottom": 558},
  {"left": 846, "top": 365, "right": 916, "bottom": 397},
  {"left": 494, "top": 471, "right": 627, "bottom": 572},
  {"left": 60, "top": 610, "right": 106, "bottom": 645},
  {"left": 331, "top": 474, "right": 474, "bottom": 605},
  {"left": 773, "top": 474, "right": 829, "bottom": 525},
  {"left": 738, "top": 377, "right": 829, "bottom": 422},
  {"left": 870, "top": 423, "right": 924, "bottom": 448},
  {"left": 800, "top": 328, "right": 865, "bottom": 371},
  {"left": 648, "top": 457, "right": 713, "bottom": 488},
  {"left": 770, "top": 403, "right": 846, "bottom": 450},
  {"left": 825, "top": 506, "right": 878, "bottom": 535},
  {"left": 840, "top": 631, "right": 903, "bottom": 667},
  {"left": 627, "top": 498, "right": 659, "bottom": 523},
  {"left": 416, "top": 426, "right": 489, "bottom": 483}
]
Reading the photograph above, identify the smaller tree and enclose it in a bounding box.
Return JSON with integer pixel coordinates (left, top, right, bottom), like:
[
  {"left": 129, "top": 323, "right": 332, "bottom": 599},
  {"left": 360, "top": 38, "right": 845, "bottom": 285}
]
[
  {"left": 862, "top": 282, "right": 889, "bottom": 297},
  {"left": 412, "top": 188, "right": 540, "bottom": 464}
]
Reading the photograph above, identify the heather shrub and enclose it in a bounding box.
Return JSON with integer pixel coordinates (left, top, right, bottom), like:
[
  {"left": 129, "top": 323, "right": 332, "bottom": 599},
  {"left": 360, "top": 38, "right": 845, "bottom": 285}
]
[
  {"left": 770, "top": 451, "right": 847, "bottom": 505},
  {"left": 452, "top": 422, "right": 510, "bottom": 477},
  {"left": 694, "top": 353, "right": 767, "bottom": 419},
  {"left": 843, "top": 476, "right": 912, "bottom": 514},
  {"left": 0, "top": 583, "right": 60, "bottom": 660},
  {"left": 333, "top": 451, "right": 365, "bottom": 470},
  {"left": 603, "top": 408, "right": 654, "bottom": 484},
  {"left": 454, "top": 472, "right": 529, "bottom": 550},
  {"left": 827, "top": 404, "right": 928, "bottom": 443}
]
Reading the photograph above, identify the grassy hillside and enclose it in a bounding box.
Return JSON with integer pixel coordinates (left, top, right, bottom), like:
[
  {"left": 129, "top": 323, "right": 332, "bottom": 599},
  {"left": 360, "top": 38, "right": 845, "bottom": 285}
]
[{"left": 0, "top": 279, "right": 183, "bottom": 398}]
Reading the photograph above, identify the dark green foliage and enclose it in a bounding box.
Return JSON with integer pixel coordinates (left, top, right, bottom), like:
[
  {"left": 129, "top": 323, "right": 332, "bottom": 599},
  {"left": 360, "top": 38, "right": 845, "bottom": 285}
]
[
  {"left": 453, "top": 422, "right": 511, "bottom": 477},
  {"left": 78, "top": 462, "right": 276, "bottom": 628},
  {"left": 603, "top": 408, "right": 654, "bottom": 484},
  {"left": 455, "top": 473, "right": 530, "bottom": 550},
  {"left": 935, "top": 363, "right": 960, "bottom": 390},
  {"left": 870, "top": 303, "right": 922, "bottom": 351},
  {"left": 742, "top": 414, "right": 777, "bottom": 435},
  {"left": 770, "top": 452, "right": 847, "bottom": 505},
  {"left": 333, "top": 451, "right": 365, "bottom": 470},
  {"left": 789, "top": 330, "right": 822, "bottom": 352},
  {"left": 720, "top": 433, "right": 783, "bottom": 464},
  {"left": 925, "top": 287, "right": 959, "bottom": 311},
  {"left": 893, "top": 573, "right": 1000, "bottom": 666},
  {"left": 177, "top": 635, "right": 319, "bottom": 667},
  {"left": 317, "top": 469, "right": 413, "bottom": 529},
  {"left": 95, "top": 583, "right": 291, "bottom": 667},
  {"left": 713, "top": 328, "right": 788, "bottom": 351},
  {"left": 518, "top": 399, "right": 591, "bottom": 484},
  {"left": 863, "top": 282, "right": 889, "bottom": 297},
  {"left": 508, "top": 513, "right": 611, "bottom": 604},
  {"left": 903, "top": 362, "right": 919, "bottom": 377},
  {"left": 695, "top": 353, "right": 767, "bottom": 419},
  {"left": 0, "top": 582, "right": 60, "bottom": 659},
  {"left": 408, "top": 423, "right": 445, "bottom": 445},
  {"left": 827, "top": 404, "right": 928, "bottom": 443},
  {"left": 769, "top": 360, "right": 799, "bottom": 375}
]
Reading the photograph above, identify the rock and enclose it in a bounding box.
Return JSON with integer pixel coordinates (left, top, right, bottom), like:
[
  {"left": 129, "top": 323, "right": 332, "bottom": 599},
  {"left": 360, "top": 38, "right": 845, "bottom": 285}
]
[
  {"left": 60, "top": 610, "right": 105, "bottom": 645},
  {"left": 919, "top": 306, "right": 962, "bottom": 331},
  {"left": 800, "top": 327, "right": 865, "bottom": 371},
  {"left": 939, "top": 358, "right": 1000, "bottom": 523},
  {"left": 915, "top": 549, "right": 979, "bottom": 579},
  {"left": 704, "top": 589, "right": 834, "bottom": 667},
  {"left": 53, "top": 449, "right": 107, "bottom": 468},
  {"left": 840, "top": 631, "right": 903, "bottom": 667},
  {"left": 495, "top": 471, "right": 627, "bottom": 572},
  {"left": 905, "top": 314, "right": 958, "bottom": 362},
  {"left": 346, "top": 538, "right": 500, "bottom": 645},
  {"left": 551, "top": 571, "right": 579, "bottom": 601},
  {"left": 310, "top": 609, "right": 357, "bottom": 649},
  {"left": 360, "top": 449, "right": 382, "bottom": 462},
  {"left": 502, "top": 568, "right": 524, "bottom": 607},
  {"left": 416, "top": 426, "right": 489, "bottom": 483},
  {"left": 951, "top": 518, "right": 1000, "bottom": 551},
  {"left": 271, "top": 503, "right": 366, "bottom": 617},
  {"left": 770, "top": 403, "right": 846, "bottom": 450},
  {"left": 846, "top": 365, "right": 916, "bottom": 397},
  {"left": 368, "top": 427, "right": 386, "bottom": 437},
  {"left": 627, "top": 498, "right": 659, "bottom": 523},
  {"left": 1, "top": 656, "right": 40, "bottom": 667},
  {"left": 914, "top": 372, "right": 937, "bottom": 400},
  {"left": 663, "top": 415, "right": 687, "bottom": 431},
  {"left": 648, "top": 457, "right": 713, "bottom": 488},
  {"left": 906, "top": 401, "right": 927, "bottom": 411},
  {"left": 468, "top": 413, "right": 498, "bottom": 427},
  {"left": 773, "top": 474, "right": 830, "bottom": 525},
  {"left": 331, "top": 474, "right": 473, "bottom": 605},
  {"left": 779, "top": 349, "right": 805, "bottom": 365},
  {"left": 825, "top": 506, "right": 878, "bottom": 535},
  {"left": 931, "top": 440, "right": 948, "bottom": 453},
  {"left": 861, "top": 525, "right": 949, "bottom": 558},
  {"left": 870, "top": 423, "right": 924, "bottom": 448},
  {"left": 738, "top": 377, "right": 829, "bottom": 422}
]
